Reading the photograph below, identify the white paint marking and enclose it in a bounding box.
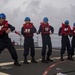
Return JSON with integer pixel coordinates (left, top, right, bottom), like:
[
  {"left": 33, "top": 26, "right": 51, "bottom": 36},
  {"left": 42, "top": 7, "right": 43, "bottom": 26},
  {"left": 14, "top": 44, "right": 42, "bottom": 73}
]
[
  {"left": 0, "top": 55, "right": 75, "bottom": 75},
  {"left": 0, "top": 72, "right": 10, "bottom": 75},
  {"left": 0, "top": 62, "right": 13, "bottom": 67},
  {"left": 0, "top": 55, "right": 75, "bottom": 67},
  {"left": 16, "top": 48, "right": 60, "bottom": 51}
]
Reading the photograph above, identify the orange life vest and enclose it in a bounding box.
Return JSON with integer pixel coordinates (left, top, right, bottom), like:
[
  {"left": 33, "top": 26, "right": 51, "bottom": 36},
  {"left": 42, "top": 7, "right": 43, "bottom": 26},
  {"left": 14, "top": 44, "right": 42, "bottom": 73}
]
[
  {"left": 41, "top": 22, "right": 50, "bottom": 35},
  {"left": 0, "top": 20, "right": 8, "bottom": 35},
  {"left": 61, "top": 23, "right": 71, "bottom": 35},
  {"left": 23, "top": 23, "right": 33, "bottom": 37}
]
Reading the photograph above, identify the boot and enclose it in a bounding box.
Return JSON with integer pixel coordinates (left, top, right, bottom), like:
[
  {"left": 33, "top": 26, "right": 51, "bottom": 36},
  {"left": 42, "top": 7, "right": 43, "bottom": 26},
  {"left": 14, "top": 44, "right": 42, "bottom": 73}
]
[
  {"left": 14, "top": 60, "right": 21, "bottom": 66},
  {"left": 41, "top": 57, "right": 48, "bottom": 63},
  {"left": 67, "top": 54, "right": 71, "bottom": 60},
  {"left": 46, "top": 56, "right": 53, "bottom": 62},
  {"left": 24, "top": 57, "right": 29, "bottom": 64},
  {"left": 60, "top": 54, "right": 64, "bottom": 61},
  {"left": 31, "top": 59, "right": 38, "bottom": 63},
  {"left": 70, "top": 55, "right": 74, "bottom": 61},
  {"left": 31, "top": 57, "right": 38, "bottom": 63}
]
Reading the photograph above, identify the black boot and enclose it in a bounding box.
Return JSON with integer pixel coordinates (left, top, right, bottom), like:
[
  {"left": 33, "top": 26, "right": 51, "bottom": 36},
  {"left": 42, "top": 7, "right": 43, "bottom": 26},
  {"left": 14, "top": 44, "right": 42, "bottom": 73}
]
[
  {"left": 24, "top": 57, "right": 29, "bottom": 64},
  {"left": 67, "top": 54, "right": 71, "bottom": 60},
  {"left": 46, "top": 56, "right": 53, "bottom": 62},
  {"left": 14, "top": 60, "right": 21, "bottom": 66},
  {"left": 31, "top": 57, "right": 38, "bottom": 63},
  {"left": 31, "top": 59, "right": 38, "bottom": 63},
  {"left": 70, "top": 55, "right": 74, "bottom": 61},
  {"left": 41, "top": 57, "right": 48, "bottom": 63},
  {"left": 60, "top": 54, "right": 64, "bottom": 61}
]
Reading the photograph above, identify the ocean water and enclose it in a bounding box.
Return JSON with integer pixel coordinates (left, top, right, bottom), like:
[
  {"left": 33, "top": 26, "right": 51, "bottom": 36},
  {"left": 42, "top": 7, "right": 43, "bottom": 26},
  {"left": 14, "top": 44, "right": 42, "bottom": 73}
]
[{"left": 9, "top": 33, "right": 62, "bottom": 49}]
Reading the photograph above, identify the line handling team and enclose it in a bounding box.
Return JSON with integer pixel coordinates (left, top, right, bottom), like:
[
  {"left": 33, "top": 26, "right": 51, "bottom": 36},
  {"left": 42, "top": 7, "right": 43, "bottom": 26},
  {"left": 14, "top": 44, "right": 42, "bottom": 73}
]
[{"left": 0, "top": 13, "right": 75, "bottom": 66}]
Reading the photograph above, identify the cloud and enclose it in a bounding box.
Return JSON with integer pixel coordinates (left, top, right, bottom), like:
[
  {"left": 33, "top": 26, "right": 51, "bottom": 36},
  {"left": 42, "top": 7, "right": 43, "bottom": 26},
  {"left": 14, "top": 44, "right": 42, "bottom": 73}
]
[
  {"left": 0, "top": 0, "right": 75, "bottom": 32},
  {"left": 0, "top": 0, "right": 9, "bottom": 5}
]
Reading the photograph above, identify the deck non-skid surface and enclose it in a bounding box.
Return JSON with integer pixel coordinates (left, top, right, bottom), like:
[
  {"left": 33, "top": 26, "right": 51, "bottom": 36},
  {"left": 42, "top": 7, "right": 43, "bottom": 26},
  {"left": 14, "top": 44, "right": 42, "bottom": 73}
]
[{"left": 0, "top": 47, "right": 75, "bottom": 75}]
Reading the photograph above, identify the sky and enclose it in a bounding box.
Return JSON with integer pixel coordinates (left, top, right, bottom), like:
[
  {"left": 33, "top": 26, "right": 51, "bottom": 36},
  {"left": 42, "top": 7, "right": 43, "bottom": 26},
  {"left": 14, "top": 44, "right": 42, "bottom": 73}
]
[{"left": 0, "top": 0, "right": 75, "bottom": 33}]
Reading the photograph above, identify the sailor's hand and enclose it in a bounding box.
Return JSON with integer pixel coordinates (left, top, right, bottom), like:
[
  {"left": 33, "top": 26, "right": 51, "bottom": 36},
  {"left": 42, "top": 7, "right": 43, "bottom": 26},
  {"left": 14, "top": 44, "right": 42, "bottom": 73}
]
[
  {"left": 50, "top": 32, "right": 52, "bottom": 35},
  {"left": 27, "top": 29, "right": 30, "bottom": 33},
  {"left": 6, "top": 28, "right": 11, "bottom": 34},
  {"left": 24, "top": 30, "right": 27, "bottom": 33},
  {"left": 24, "top": 29, "right": 27, "bottom": 33},
  {"left": 24, "top": 29, "right": 30, "bottom": 33},
  {"left": 24, "top": 31, "right": 30, "bottom": 33}
]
